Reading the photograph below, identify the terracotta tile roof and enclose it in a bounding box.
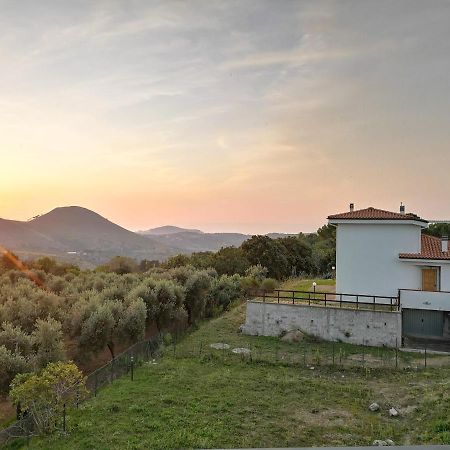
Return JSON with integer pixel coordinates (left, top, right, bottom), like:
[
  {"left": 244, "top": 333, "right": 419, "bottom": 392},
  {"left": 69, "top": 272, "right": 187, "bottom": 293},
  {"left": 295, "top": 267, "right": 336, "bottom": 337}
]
[
  {"left": 328, "top": 207, "right": 427, "bottom": 223},
  {"left": 399, "top": 234, "right": 450, "bottom": 260}
]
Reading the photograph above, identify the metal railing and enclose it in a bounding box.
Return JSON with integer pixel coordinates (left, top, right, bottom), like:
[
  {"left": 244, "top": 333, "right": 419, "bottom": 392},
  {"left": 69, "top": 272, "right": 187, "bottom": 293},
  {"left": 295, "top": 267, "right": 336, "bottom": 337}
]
[{"left": 250, "top": 289, "right": 400, "bottom": 312}]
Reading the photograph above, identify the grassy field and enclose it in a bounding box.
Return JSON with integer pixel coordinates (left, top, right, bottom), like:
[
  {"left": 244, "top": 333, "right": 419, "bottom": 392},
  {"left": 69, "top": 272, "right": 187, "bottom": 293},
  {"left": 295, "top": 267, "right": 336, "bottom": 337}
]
[
  {"left": 281, "top": 278, "right": 336, "bottom": 292},
  {"left": 9, "top": 301, "right": 450, "bottom": 449}
]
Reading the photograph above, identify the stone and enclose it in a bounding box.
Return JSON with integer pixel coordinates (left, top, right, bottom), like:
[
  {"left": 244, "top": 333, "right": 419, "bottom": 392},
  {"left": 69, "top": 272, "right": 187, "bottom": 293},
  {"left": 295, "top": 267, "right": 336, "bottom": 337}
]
[
  {"left": 280, "top": 329, "right": 305, "bottom": 343},
  {"left": 389, "top": 407, "right": 399, "bottom": 417},
  {"left": 369, "top": 402, "right": 380, "bottom": 412},
  {"left": 372, "top": 440, "right": 387, "bottom": 446},
  {"left": 386, "top": 439, "right": 395, "bottom": 446},
  {"left": 232, "top": 347, "right": 251, "bottom": 354},
  {"left": 210, "top": 343, "right": 230, "bottom": 350}
]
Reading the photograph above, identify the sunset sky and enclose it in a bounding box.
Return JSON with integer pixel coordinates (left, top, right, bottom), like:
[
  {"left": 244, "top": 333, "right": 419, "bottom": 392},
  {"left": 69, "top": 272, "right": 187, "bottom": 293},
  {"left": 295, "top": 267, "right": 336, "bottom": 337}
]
[{"left": 1, "top": 0, "right": 449, "bottom": 233}]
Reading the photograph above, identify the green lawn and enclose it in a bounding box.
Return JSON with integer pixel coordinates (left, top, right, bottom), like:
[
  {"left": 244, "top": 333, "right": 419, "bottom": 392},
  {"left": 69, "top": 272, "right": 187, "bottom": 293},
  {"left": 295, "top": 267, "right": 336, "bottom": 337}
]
[
  {"left": 281, "top": 278, "right": 336, "bottom": 292},
  {"left": 10, "top": 303, "right": 450, "bottom": 449}
]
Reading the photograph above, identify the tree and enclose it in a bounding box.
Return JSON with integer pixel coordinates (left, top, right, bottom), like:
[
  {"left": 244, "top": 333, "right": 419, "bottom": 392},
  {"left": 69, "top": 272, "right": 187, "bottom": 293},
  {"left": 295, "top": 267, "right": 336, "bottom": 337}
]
[
  {"left": 279, "top": 236, "right": 313, "bottom": 276},
  {"left": 0, "top": 345, "right": 30, "bottom": 394},
  {"left": 0, "top": 322, "right": 33, "bottom": 357},
  {"left": 10, "top": 361, "right": 86, "bottom": 434},
  {"left": 212, "top": 247, "right": 250, "bottom": 275},
  {"left": 165, "top": 254, "right": 191, "bottom": 269},
  {"left": 205, "top": 274, "right": 242, "bottom": 317},
  {"left": 423, "top": 223, "right": 450, "bottom": 238},
  {"left": 79, "top": 302, "right": 118, "bottom": 359},
  {"left": 32, "top": 318, "right": 66, "bottom": 369},
  {"left": 184, "top": 271, "right": 212, "bottom": 325},
  {"left": 99, "top": 256, "right": 139, "bottom": 274},
  {"left": 119, "top": 299, "right": 147, "bottom": 343},
  {"left": 241, "top": 236, "right": 290, "bottom": 279}
]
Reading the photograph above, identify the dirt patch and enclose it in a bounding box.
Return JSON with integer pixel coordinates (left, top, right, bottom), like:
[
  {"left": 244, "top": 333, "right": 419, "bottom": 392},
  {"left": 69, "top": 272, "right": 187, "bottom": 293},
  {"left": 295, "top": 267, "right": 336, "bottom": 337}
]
[{"left": 295, "top": 408, "right": 355, "bottom": 428}]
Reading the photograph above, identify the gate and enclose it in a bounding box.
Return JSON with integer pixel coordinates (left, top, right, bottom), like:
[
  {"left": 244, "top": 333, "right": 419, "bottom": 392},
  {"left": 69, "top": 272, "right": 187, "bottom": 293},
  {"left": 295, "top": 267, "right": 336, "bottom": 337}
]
[{"left": 402, "top": 308, "right": 444, "bottom": 338}]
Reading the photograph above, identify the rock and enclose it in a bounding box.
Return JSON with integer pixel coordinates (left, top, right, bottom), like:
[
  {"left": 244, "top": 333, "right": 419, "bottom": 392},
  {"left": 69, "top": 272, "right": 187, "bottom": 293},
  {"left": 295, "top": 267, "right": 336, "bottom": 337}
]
[
  {"left": 369, "top": 402, "right": 380, "bottom": 412},
  {"left": 389, "top": 407, "right": 399, "bottom": 417},
  {"left": 232, "top": 347, "right": 251, "bottom": 354},
  {"left": 309, "top": 366, "right": 315, "bottom": 370},
  {"left": 372, "top": 440, "right": 387, "bottom": 446},
  {"left": 210, "top": 343, "right": 230, "bottom": 350},
  {"left": 386, "top": 439, "right": 395, "bottom": 446},
  {"left": 281, "top": 329, "right": 305, "bottom": 343}
]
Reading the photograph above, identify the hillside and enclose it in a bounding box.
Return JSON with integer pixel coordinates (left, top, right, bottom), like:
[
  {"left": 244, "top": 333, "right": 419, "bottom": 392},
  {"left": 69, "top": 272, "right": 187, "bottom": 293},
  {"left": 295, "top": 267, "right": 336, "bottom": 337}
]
[
  {"left": 0, "top": 207, "right": 181, "bottom": 266},
  {"left": 27, "top": 304, "right": 450, "bottom": 449}
]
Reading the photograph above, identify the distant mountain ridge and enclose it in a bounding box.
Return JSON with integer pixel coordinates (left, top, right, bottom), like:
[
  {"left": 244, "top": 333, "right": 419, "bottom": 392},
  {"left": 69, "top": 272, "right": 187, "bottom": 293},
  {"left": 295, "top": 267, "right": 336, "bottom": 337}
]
[
  {"left": 139, "top": 226, "right": 298, "bottom": 253},
  {"left": 0, "top": 206, "right": 300, "bottom": 267},
  {"left": 139, "top": 225, "right": 203, "bottom": 235},
  {"left": 0, "top": 206, "right": 182, "bottom": 267}
]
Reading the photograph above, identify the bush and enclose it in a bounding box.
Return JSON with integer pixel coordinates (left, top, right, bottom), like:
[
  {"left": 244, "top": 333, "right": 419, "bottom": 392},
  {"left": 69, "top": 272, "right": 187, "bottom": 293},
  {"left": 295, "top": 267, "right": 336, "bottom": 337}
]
[
  {"left": 10, "top": 361, "right": 86, "bottom": 434},
  {"left": 260, "top": 278, "right": 278, "bottom": 292}
]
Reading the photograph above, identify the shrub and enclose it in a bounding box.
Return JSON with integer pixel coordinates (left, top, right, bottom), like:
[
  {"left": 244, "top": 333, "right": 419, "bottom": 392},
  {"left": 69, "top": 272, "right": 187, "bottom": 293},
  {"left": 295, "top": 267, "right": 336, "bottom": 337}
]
[
  {"left": 260, "top": 277, "right": 278, "bottom": 292},
  {"left": 10, "top": 361, "right": 86, "bottom": 434}
]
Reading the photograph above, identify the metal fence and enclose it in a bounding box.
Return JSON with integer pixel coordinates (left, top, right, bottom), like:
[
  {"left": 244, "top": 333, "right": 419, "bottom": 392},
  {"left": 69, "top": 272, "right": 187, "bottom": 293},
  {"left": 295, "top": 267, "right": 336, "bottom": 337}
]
[
  {"left": 0, "top": 336, "right": 161, "bottom": 447},
  {"left": 170, "top": 338, "right": 450, "bottom": 371},
  {"left": 250, "top": 289, "right": 400, "bottom": 312}
]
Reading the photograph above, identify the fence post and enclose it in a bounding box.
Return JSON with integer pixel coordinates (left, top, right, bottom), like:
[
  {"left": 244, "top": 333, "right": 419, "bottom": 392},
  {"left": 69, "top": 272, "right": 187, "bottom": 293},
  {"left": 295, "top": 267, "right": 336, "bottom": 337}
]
[
  {"left": 94, "top": 372, "right": 98, "bottom": 397},
  {"left": 111, "top": 357, "right": 115, "bottom": 384},
  {"left": 424, "top": 345, "right": 427, "bottom": 368},
  {"left": 263, "top": 290, "right": 266, "bottom": 303},
  {"left": 292, "top": 291, "right": 295, "bottom": 305},
  {"left": 277, "top": 290, "right": 280, "bottom": 303},
  {"left": 131, "top": 356, "right": 134, "bottom": 381},
  {"left": 395, "top": 338, "right": 398, "bottom": 369}
]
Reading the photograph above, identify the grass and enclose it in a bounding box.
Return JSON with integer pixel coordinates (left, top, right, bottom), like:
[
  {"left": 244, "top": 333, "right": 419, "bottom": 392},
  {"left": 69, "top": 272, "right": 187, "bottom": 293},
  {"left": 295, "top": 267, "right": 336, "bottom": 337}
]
[
  {"left": 281, "top": 278, "right": 335, "bottom": 292},
  {"left": 9, "top": 302, "right": 450, "bottom": 449}
]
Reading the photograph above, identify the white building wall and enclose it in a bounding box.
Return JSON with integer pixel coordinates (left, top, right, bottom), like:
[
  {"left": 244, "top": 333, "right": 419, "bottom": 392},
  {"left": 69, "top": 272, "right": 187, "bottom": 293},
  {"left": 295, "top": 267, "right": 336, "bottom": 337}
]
[
  {"left": 335, "top": 223, "right": 422, "bottom": 297},
  {"left": 440, "top": 265, "right": 450, "bottom": 291}
]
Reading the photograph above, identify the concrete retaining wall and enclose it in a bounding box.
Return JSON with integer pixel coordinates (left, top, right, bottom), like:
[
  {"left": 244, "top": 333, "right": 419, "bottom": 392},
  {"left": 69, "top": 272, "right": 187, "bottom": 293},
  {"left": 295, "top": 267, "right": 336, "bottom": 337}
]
[{"left": 243, "top": 301, "right": 402, "bottom": 348}]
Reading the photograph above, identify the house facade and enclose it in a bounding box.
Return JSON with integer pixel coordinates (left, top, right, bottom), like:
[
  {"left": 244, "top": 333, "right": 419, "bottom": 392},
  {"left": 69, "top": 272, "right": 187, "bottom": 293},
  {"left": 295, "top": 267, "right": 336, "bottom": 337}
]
[{"left": 328, "top": 205, "right": 450, "bottom": 342}]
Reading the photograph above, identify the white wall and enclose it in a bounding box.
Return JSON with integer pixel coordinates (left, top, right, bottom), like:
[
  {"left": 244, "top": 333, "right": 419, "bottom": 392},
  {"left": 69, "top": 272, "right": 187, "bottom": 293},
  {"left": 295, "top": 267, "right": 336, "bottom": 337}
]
[
  {"left": 335, "top": 223, "right": 422, "bottom": 297},
  {"left": 400, "top": 289, "right": 450, "bottom": 311},
  {"left": 243, "top": 301, "right": 402, "bottom": 348},
  {"left": 441, "top": 265, "right": 450, "bottom": 291}
]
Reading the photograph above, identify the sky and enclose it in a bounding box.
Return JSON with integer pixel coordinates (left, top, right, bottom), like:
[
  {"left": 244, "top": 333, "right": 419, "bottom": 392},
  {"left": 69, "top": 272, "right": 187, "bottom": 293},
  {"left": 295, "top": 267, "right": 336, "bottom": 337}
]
[{"left": 1, "top": 0, "right": 449, "bottom": 234}]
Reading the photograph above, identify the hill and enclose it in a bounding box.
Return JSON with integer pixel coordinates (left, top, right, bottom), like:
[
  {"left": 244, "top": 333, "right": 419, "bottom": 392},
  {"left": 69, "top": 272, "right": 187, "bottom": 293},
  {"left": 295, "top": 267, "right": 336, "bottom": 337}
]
[
  {"left": 139, "top": 225, "right": 203, "bottom": 235},
  {"left": 0, "top": 207, "right": 181, "bottom": 266}
]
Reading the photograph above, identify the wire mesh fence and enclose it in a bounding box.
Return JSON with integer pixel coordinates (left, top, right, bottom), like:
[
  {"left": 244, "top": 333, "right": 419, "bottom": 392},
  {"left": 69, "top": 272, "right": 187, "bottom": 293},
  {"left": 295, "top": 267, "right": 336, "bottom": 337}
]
[
  {"left": 169, "top": 338, "right": 450, "bottom": 372},
  {"left": 0, "top": 336, "right": 161, "bottom": 447}
]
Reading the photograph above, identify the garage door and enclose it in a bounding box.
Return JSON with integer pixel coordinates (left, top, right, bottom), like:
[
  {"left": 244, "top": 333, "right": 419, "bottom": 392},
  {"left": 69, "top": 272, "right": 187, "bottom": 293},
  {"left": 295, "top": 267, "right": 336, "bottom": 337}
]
[{"left": 402, "top": 309, "right": 444, "bottom": 338}]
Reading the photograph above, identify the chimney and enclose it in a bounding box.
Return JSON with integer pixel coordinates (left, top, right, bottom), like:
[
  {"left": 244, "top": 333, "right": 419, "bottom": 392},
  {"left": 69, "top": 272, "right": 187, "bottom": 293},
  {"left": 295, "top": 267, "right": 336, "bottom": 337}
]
[
  {"left": 442, "top": 235, "right": 449, "bottom": 253},
  {"left": 349, "top": 203, "right": 354, "bottom": 212},
  {"left": 400, "top": 202, "right": 405, "bottom": 215}
]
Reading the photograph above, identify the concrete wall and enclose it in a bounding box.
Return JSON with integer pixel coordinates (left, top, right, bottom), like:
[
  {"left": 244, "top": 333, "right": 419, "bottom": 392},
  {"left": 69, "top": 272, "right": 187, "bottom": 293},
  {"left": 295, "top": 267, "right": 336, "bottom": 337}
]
[
  {"left": 243, "top": 301, "right": 402, "bottom": 348},
  {"left": 335, "top": 223, "right": 422, "bottom": 297}
]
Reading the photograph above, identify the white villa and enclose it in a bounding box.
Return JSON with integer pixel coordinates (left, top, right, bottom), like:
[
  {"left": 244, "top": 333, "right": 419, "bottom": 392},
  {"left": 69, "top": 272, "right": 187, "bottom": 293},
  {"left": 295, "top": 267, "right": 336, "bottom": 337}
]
[{"left": 328, "top": 204, "right": 450, "bottom": 341}]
